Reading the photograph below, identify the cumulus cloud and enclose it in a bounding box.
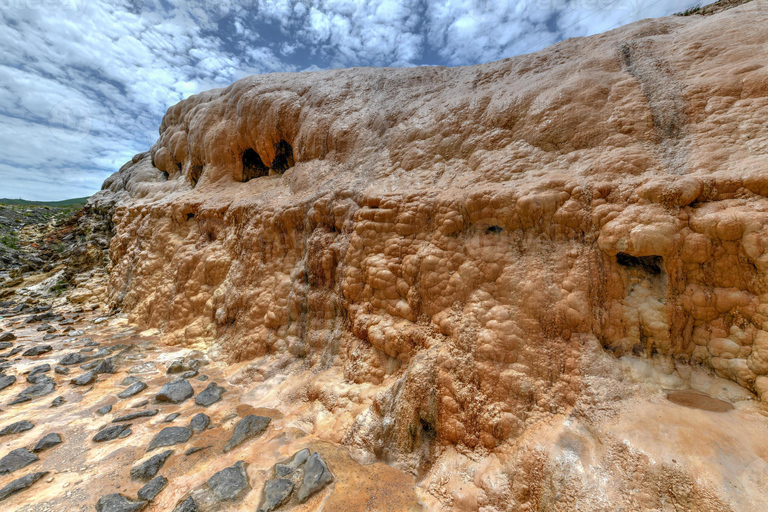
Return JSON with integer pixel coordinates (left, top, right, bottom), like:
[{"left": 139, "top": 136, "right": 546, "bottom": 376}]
[{"left": 0, "top": 0, "right": 700, "bottom": 200}]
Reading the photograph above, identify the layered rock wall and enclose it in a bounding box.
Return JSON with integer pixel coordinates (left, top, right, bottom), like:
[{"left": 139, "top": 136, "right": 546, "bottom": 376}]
[{"left": 96, "top": 2, "right": 768, "bottom": 472}]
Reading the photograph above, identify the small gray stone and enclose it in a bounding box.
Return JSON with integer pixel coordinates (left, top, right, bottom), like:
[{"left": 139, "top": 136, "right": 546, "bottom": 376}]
[
  {"left": 33, "top": 432, "right": 62, "bottom": 452},
  {"left": 197, "top": 375, "right": 209, "bottom": 382},
  {"left": 163, "top": 413, "right": 180, "bottom": 423},
  {"left": 120, "top": 376, "right": 139, "bottom": 386},
  {"left": 189, "top": 413, "right": 210, "bottom": 432},
  {"left": 259, "top": 479, "right": 294, "bottom": 512},
  {"left": 0, "top": 332, "right": 16, "bottom": 342},
  {"left": 185, "top": 446, "right": 210, "bottom": 456},
  {"left": 0, "top": 471, "right": 48, "bottom": 502},
  {"left": 91, "top": 358, "right": 115, "bottom": 374},
  {"left": 0, "top": 374, "right": 16, "bottom": 391},
  {"left": 173, "top": 496, "right": 198, "bottom": 512},
  {"left": 148, "top": 427, "right": 192, "bottom": 451},
  {"left": 96, "top": 404, "right": 112, "bottom": 415},
  {"left": 27, "top": 364, "right": 50, "bottom": 381},
  {"left": 180, "top": 369, "right": 198, "bottom": 379},
  {"left": 194, "top": 382, "right": 225, "bottom": 407},
  {"left": 50, "top": 396, "right": 65, "bottom": 407},
  {"left": 297, "top": 452, "right": 333, "bottom": 502},
  {"left": 156, "top": 379, "right": 194, "bottom": 404},
  {"left": 54, "top": 366, "right": 69, "bottom": 375},
  {"left": 118, "top": 381, "right": 147, "bottom": 399},
  {"left": 93, "top": 424, "right": 132, "bottom": 442},
  {"left": 207, "top": 460, "right": 249, "bottom": 502},
  {"left": 0, "top": 448, "right": 38, "bottom": 475},
  {"left": 0, "top": 420, "right": 33, "bottom": 436},
  {"left": 138, "top": 475, "right": 167, "bottom": 501},
  {"left": 22, "top": 345, "right": 52, "bottom": 357},
  {"left": 59, "top": 352, "right": 86, "bottom": 366},
  {"left": 131, "top": 399, "right": 149, "bottom": 408},
  {"left": 113, "top": 409, "right": 159, "bottom": 422},
  {"left": 14, "top": 377, "right": 55, "bottom": 400},
  {"left": 131, "top": 450, "right": 173, "bottom": 481},
  {"left": 224, "top": 415, "right": 271, "bottom": 452},
  {"left": 95, "top": 493, "right": 147, "bottom": 512},
  {"left": 71, "top": 371, "right": 96, "bottom": 386},
  {"left": 128, "top": 362, "right": 157, "bottom": 374}
]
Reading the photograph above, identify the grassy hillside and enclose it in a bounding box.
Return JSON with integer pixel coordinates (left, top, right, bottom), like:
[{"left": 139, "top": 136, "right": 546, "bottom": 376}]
[{"left": 0, "top": 196, "right": 90, "bottom": 207}]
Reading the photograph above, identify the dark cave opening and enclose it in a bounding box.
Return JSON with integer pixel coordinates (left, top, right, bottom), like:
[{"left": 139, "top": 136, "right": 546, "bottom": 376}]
[
  {"left": 616, "top": 253, "right": 663, "bottom": 275},
  {"left": 241, "top": 148, "right": 269, "bottom": 182}
]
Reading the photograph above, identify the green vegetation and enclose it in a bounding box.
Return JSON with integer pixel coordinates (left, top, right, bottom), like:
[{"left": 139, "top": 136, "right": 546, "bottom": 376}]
[
  {"left": 675, "top": 4, "right": 701, "bottom": 16},
  {"left": 0, "top": 196, "right": 90, "bottom": 207},
  {"left": 0, "top": 233, "right": 20, "bottom": 249}
]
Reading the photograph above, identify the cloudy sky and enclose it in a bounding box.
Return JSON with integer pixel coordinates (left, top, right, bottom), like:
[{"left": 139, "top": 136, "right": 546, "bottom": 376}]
[{"left": 1, "top": 0, "right": 701, "bottom": 201}]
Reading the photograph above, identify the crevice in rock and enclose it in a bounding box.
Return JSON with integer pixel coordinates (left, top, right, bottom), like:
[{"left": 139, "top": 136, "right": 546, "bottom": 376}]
[{"left": 241, "top": 148, "right": 269, "bottom": 182}]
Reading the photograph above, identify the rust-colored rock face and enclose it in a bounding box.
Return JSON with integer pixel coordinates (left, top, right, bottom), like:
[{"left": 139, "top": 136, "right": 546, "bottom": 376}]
[{"left": 93, "top": 2, "right": 768, "bottom": 509}]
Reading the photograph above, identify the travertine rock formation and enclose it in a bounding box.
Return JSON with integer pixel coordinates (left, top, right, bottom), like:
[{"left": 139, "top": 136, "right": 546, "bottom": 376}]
[{"left": 93, "top": 2, "right": 768, "bottom": 509}]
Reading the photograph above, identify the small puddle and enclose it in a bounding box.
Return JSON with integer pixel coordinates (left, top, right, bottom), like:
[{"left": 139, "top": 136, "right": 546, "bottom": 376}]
[{"left": 666, "top": 390, "right": 734, "bottom": 412}]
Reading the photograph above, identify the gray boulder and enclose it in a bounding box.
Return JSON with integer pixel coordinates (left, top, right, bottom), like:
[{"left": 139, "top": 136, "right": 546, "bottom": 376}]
[
  {"left": 33, "top": 432, "right": 62, "bottom": 452},
  {"left": 138, "top": 475, "right": 167, "bottom": 501},
  {"left": 224, "top": 415, "right": 270, "bottom": 452},
  {"left": 258, "top": 479, "right": 294, "bottom": 512},
  {"left": 148, "top": 427, "right": 192, "bottom": 451},
  {"left": 207, "top": 460, "right": 249, "bottom": 502},
  {"left": 156, "top": 380, "right": 193, "bottom": 404},
  {"left": 118, "top": 381, "right": 147, "bottom": 399},
  {"left": 95, "top": 493, "right": 147, "bottom": 512},
  {"left": 297, "top": 452, "right": 334, "bottom": 502},
  {"left": 0, "top": 420, "right": 33, "bottom": 436},
  {"left": 189, "top": 413, "right": 210, "bottom": 432},
  {"left": 93, "top": 424, "right": 132, "bottom": 442},
  {"left": 131, "top": 450, "right": 173, "bottom": 481},
  {"left": 0, "top": 448, "right": 38, "bottom": 475},
  {"left": 0, "top": 471, "right": 48, "bottom": 502},
  {"left": 173, "top": 496, "right": 198, "bottom": 512},
  {"left": 194, "top": 382, "right": 225, "bottom": 407}
]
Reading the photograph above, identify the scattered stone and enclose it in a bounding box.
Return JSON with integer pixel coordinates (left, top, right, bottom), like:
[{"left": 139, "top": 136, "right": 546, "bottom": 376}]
[
  {"left": 90, "top": 358, "right": 115, "bottom": 374},
  {"left": 163, "top": 413, "right": 180, "bottom": 422},
  {"left": 180, "top": 369, "right": 198, "bottom": 379},
  {"left": 84, "top": 339, "right": 100, "bottom": 347},
  {"left": 36, "top": 324, "right": 52, "bottom": 331},
  {"left": 96, "top": 404, "right": 112, "bottom": 415},
  {"left": 42, "top": 333, "right": 58, "bottom": 341},
  {"left": 276, "top": 449, "right": 310, "bottom": 477},
  {"left": 0, "top": 471, "right": 48, "bottom": 502},
  {"left": 259, "top": 479, "right": 294, "bottom": 512},
  {"left": 166, "top": 359, "right": 187, "bottom": 374},
  {"left": 0, "top": 420, "right": 34, "bottom": 436},
  {"left": 185, "top": 446, "right": 210, "bottom": 456},
  {"left": 173, "top": 496, "right": 198, "bottom": 512},
  {"left": 138, "top": 475, "right": 167, "bottom": 501},
  {"left": 207, "top": 460, "right": 249, "bottom": 502},
  {"left": 33, "top": 432, "right": 62, "bottom": 452},
  {"left": 131, "top": 450, "right": 173, "bottom": 481},
  {"left": 27, "top": 364, "right": 50, "bottom": 381},
  {"left": 156, "top": 379, "right": 194, "bottom": 404},
  {"left": 71, "top": 371, "right": 96, "bottom": 386},
  {"left": 197, "top": 375, "right": 209, "bottom": 382},
  {"left": 224, "top": 415, "right": 271, "bottom": 452},
  {"left": 0, "top": 448, "right": 38, "bottom": 474},
  {"left": 13, "top": 376, "right": 55, "bottom": 401},
  {"left": 131, "top": 399, "right": 150, "bottom": 408},
  {"left": 128, "top": 362, "right": 157, "bottom": 374},
  {"left": 7, "top": 347, "right": 22, "bottom": 357},
  {"left": 93, "top": 424, "right": 132, "bottom": 442},
  {"left": 194, "top": 382, "right": 225, "bottom": 407},
  {"left": 8, "top": 396, "right": 30, "bottom": 405},
  {"left": 27, "top": 373, "right": 50, "bottom": 384},
  {"left": 22, "top": 345, "right": 52, "bottom": 357},
  {"left": 59, "top": 353, "right": 86, "bottom": 366},
  {"left": 0, "top": 342, "right": 12, "bottom": 350},
  {"left": 148, "top": 427, "right": 192, "bottom": 451},
  {"left": 113, "top": 409, "right": 159, "bottom": 422},
  {"left": 0, "top": 332, "right": 15, "bottom": 342},
  {"left": 120, "top": 376, "right": 139, "bottom": 386},
  {"left": 54, "top": 366, "right": 69, "bottom": 375},
  {"left": 50, "top": 396, "right": 66, "bottom": 407},
  {"left": 118, "top": 381, "right": 147, "bottom": 399},
  {"left": 95, "top": 493, "right": 147, "bottom": 512},
  {"left": 189, "top": 413, "right": 210, "bottom": 432},
  {"left": 297, "top": 452, "right": 334, "bottom": 502},
  {"left": 0, "top": 374, "right": 16, "bottom": 391}
]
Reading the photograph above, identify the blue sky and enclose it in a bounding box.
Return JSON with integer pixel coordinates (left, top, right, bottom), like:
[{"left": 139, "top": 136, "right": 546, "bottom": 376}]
[{"left": 0, "top": 0, "right": 701, "bottom": 201}]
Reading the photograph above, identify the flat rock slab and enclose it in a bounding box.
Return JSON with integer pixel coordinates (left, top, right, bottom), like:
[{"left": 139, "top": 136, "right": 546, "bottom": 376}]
[
  {"left": 22, "top": 345, "right": 52, "bottom": 357},
  {"left": 131, "top": 450, "right": 173, "bottom": 481},
  {"left": 224, "top": 415, "right": 271, "bottom": 452},
  {"left": 93, "top": 424, "right": 132, "bottom": 442},
  {"left": 194, "top": 382, "right": 225, "bottom": 407},
  {"left": 207, "top": 460, "right": 249, "bottom": 502},
  {"left": 27, "top": 364, "right": 50, "bottom": 379},
  {"left": 71, "top": 371, "right": 97, "bottom": 386},
  {"left": 0, "top": 471, "right": 48, "bottom": 502},
  {"left": 59, "top": 353, "right": 86, "bottom": 366},
  {"left": 148, "top": 426, "right": 192, "bottom": 451},
  {"left": 164, "top": 413, "right": 180, "bottom": 422},
  {"left": 297, "top": 452, "right": 334, "bottom": 503},
  {"left": 33, "top": 432, "right": 62, "bottom": 452},
  {"left": 0, "top": 332, "right": 16, "bottom": 342},
  {"left": 173, "top": 496, "right": 199, "bottom": 512},
  {"left": 138, "top": 475, "right": 167, "bottom": 501},
  {"left": 156, "top": 380, "right": 194, "bottom": 404},
  {"left": 118, "top": 381, "right": 147, "bottom": 399},
  {"left": 15, "top": 377, "right": 55, "bottom": 399},
  {"left": 0, "top": 448, "right": 38, "bottom": 475},
  {"left": 0, "top": 374, "right": 16, "bottom": 391},
  {"left": 259, "top": 478, "right": 294, "bottom": 512},
  {"left": 95, "top": 493, "right": 147, "bottom": 512},
  {"left": 96, "top": 404, "right": 112, "bottom": 415},
  {"left": 113, "top": 409, "right": 159, "bottom": 422},
  {"left": 0, "top": 420, "right": 34, "bottom": 436},
  {"left": 54, "top": 366, "right": 69, "bottom": 375},
  {"left": 190, "top": 413, "right": 210, "bottom": 432}
]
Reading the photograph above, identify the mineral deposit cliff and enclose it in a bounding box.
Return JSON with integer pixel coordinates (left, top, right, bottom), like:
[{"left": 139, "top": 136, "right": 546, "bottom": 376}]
[{"left": 78, "top": 2, "right": 768, "bottom": 510}]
